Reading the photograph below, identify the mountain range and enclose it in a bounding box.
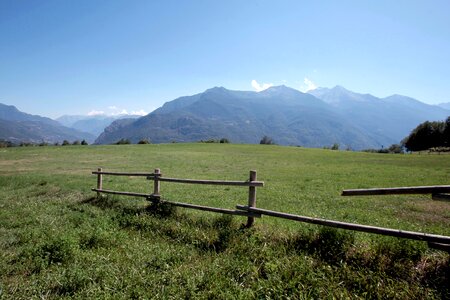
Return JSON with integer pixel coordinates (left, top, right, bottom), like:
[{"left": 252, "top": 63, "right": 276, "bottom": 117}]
[
  {"left": 56, "top": 114, "right": 141, "bottom": 136},
  {"left": 1, "top": 85, "right": 448, "bottom": 149},
  {"left": 309, "top": 86, "right": 449, "bottom": 145},
  {"left": 0, "top": 103, "right": 95, "bottom": 144},
  {"left": 95, "top": 85, "right": 449, "bottom": 149}
]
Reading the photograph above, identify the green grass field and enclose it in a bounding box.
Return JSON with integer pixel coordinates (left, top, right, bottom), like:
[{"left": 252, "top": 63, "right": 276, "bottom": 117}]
[{"left": 1, "top": 144, "right": 449, "bottom": 299}]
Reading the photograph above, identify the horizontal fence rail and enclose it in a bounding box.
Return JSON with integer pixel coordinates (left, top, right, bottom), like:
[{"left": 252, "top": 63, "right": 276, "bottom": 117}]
[
  {"left": 92, "top": 171, "right": 154, "bottom": 177},
  {"left": 92, "top": 168, "right": 263, "bottom": 226},
  {"left": 148, "top": 198, "right": 261, "bottom": 218},
  {"left": 91, "top": 171, "right": 264, "bottom": 187},
  {"left": 146, "top": 175, "right": 264, "bottom": 187},
  {"left": 342, "top": 185, "right": 450, "bottom": 196},
  {"left": 236, "top": 205, "right": 450, "bottom": 245}
]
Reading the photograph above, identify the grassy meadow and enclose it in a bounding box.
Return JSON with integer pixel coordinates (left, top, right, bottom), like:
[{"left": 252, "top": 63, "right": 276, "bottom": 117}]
[{"left": 0, "top": 143, "right": 449, "bottom": 299}]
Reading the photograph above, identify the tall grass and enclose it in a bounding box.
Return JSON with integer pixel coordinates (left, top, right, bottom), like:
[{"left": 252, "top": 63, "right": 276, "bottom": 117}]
[{"left": 0, "top": 144, "right": 449, "bottom": 298}]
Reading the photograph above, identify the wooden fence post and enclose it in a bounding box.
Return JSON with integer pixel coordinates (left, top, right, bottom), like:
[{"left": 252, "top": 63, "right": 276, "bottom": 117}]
[
  {"left": 152, "top": 168, "right": 161, "bottom": 200},
  {"left": 246, "top": 170, "right": 257, "bottom": 227},
  {"left": 97, "top": 167, "right": 103, "bottom": 198}
]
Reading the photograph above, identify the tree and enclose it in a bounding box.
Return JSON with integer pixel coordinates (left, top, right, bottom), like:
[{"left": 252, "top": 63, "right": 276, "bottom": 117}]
[
  {"left": 331, "top": 143, "right": 339, "bottom": 150},
  {"left": 443, "top": 116, "right": 450, "bottom": 146},
  {"left": 219, "top": 138, "right": 230, "bottom": 144},
  {"left": 260, "top": 136, "right": 275, "bottom": 145},
  {"left": 115, "top": 138, "right": 130, "bottom": 145},
  {"left": 62, "top": 140, "right": 70, "bottom": 146},
  {"left": 72, "top": 140, "right": 81, "bottom": 145},
  {"left": 81, "top": 140, "right": 88, "bottom": 145},
  {"left": 402, "top": 120, "right": 446, "bottom": 151}
]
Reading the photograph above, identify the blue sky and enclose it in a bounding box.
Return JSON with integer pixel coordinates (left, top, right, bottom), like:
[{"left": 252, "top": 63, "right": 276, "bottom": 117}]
[{"left": 1, "top": 0, "right": 449, "bottom": 118}]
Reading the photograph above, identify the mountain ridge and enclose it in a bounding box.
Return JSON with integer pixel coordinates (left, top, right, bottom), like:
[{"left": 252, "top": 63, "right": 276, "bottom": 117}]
[
  {"left": 56, "top": 114, "right": 142, "bottom": 136},
  {"left": 308, "top": 86, "right": 449, "bottom": 144},
  {"left": 0, "top": 103, "right": 95, "bottom": 143},
  {"left": 95, "top": 85, "right": 416, "bottom": 149}
]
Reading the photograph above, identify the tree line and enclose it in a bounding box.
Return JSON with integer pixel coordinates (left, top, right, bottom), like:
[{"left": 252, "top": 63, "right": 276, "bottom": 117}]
[{"left": 402, "top": 116, "right": 450, "bottom": 151}]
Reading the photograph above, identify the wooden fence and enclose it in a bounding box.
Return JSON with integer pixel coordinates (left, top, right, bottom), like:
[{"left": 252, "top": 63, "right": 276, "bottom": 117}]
[
  {"left": 341, "top": 185, "right": 450, "bottom": 200},
  {"left": 92, "top": 169, "right": 450, "bottom": 251},
  {"left": 340, "top": 185, "right": 450, "bottom": 251},
  {"left": 92, "top": 168, "right": 264, "bottom": 227},
  {"left": 236, "top": 184, "right": 450, "bottom": 249}
]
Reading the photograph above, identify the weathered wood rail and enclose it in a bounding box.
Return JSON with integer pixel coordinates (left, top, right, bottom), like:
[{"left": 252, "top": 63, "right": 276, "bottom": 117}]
[
  {"left": 92, "top": 169, "right": 449, "bottom": 250},
  {"left": 92, "top": 168, "right": 264, "bottom": 226},
  {"left": 340, "top": 184, "right": 450, "bottom": 251},
  {"left": 236, "top": 205, "right": 450, "bottom": 245},
  {"left": 342, "top": 185, "right": 450, "bottom": 199}
]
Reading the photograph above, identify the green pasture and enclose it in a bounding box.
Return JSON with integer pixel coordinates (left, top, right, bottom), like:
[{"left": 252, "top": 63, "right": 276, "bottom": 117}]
[{"left": 0, "top": 144, "right": 449, "bottom": 298}]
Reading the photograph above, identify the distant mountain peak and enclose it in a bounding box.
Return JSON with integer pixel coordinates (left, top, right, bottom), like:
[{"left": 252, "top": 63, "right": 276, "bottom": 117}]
[
  {"left": 261, "top": 85, "right": 304, "bottom": 96},
  {"left": 332, "top": 85, "right": 348, "bottom": 91},
  {"left": 265, "top": 85, "right": 295, "bottom": 91},
  {"left": 0, "top": 103, "right": 20, "bottom": 111},
  {"left": 204, "top": 86, "right": 228, "bottom": 93},
  {"left": 384, "top": 94, "right": 416, "bottom": 101},
  {"left": 330, "top": 85, "right": 359, "bottom": 96}
]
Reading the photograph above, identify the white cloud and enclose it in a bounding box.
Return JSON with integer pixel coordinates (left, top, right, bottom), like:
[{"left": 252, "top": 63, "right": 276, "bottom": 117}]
[
  {"left": 110, "top": 109, "right": 147, "bottom": 116},
  {"left": 88, "top": 106, "right": 148, "bottom": 116},
  {"left": 112, "top": 109, "right": 128, "bottom": 116},
  {"left": 251, "top": 79, "right": 273, "bottom": 92},
  {"left": 299, "top": 78, "right": 317, "bottom": 93},
  {"left": 87, "top": 110, "right": 105, "bottom": 116},
  {"left": 130, "top": 109, "right": 148, "bottom": 116}
]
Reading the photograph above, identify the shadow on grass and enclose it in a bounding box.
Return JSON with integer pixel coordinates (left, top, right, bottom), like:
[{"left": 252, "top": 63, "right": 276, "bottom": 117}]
[
  {"left": 80, "top": 195, "right": 244, "bottom": 253},
  {"left": 80, "top": 195, "right": 123, "bottom": 209},
  {"left": 287, "top": 227, "right": 355, "bottom": 265}
]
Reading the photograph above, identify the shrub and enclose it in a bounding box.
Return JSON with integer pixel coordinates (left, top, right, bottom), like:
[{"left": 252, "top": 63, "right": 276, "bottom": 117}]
[
  {"left": 0, "top": 140, "right": 14, "bottom": 147},
  {"left": 260, "top": 136, "right": 275, "bottom": 145},
  {"left": 115, "top": 138, "right": 131, "bottom": 145},
  {"left": 219, "top": 138, "right": 230, "bottom": 144},
  {"left": 138, "top": 139, "right": 151, "bottom": 144},
  {"left": 72, "top": 140, "right": 80, "bottom": 145},
  {"left": 429, "top": 146, "right": 450, "bottom": 153},
  {"left": 362, "top": 147, "right": 399, "bottom": 154},
  {"left": 331, "top": 143, "right": 339, "bottom": 150},
  {"left": 388, "top": 144, "right": 403, "bottom": 153},
  {"left": 62, "top": 140, "right": 70, "bottom": 146},
  {"left": 81, "top": 140, "right": 88, "bottom": 145},
  {"left": 199, "top": 139, "right": 218, "bottom": 143}
]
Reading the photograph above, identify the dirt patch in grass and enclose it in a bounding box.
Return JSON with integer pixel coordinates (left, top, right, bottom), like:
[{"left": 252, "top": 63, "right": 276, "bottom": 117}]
[{"left": 396, "top": 200, "right": 450, "bottom": 227}]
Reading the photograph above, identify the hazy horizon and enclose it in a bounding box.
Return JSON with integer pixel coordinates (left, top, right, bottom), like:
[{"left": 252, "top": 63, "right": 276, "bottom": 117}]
[{"left": 2, "top": 83, "right": 449, "bottom": 120}]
